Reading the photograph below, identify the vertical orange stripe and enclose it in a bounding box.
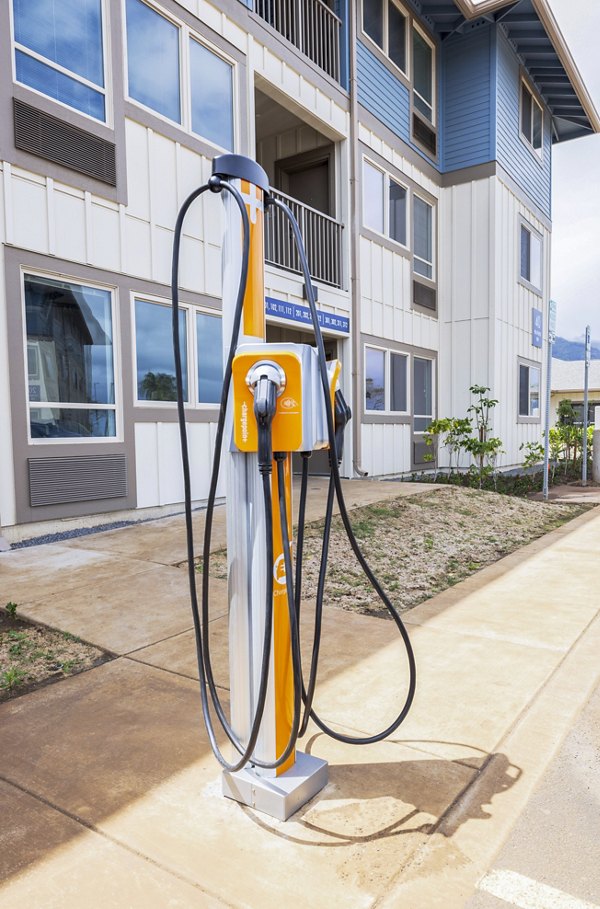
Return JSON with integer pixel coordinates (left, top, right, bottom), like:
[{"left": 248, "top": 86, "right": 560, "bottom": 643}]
[
  {"left": 272, "top": 454, "right": 295, "bottom": 775},
  {"left": 241, "top": 180, "right": 266, "bottom": 341}
]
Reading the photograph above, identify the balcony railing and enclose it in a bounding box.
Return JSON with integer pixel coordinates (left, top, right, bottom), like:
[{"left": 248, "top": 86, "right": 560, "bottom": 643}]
[
  {"left": 265, "top": 188, "right": 343, "bottom": 289},
  {"left": 255, "top": 0, "right": 341, "bottom": 83}
]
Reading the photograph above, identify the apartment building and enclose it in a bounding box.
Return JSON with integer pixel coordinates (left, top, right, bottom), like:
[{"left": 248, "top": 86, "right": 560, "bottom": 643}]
[{"left": 0, "top": 0, "right": 597, "bottom": 535}]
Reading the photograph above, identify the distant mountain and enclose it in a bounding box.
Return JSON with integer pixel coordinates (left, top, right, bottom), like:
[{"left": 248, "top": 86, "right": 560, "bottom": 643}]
[{"left": 553, "top": 336, "right": 600, "bottom": 361}]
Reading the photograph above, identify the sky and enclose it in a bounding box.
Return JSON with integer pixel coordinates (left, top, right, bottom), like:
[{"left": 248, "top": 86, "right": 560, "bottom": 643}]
[{"left": 547, "top": 0, "right": 600, "bottom": 339}]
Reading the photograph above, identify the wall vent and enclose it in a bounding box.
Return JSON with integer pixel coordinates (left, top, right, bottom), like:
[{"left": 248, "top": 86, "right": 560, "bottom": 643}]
[
  {"left": 14, "top": 99, "right": 117, "bottom": 186},
  {"left": 412, "top": 113, "right": 437, "bottom": 157},
  {"left": 28, "top": 455, "right": 127, "bottom": 507},
  {"left": 413, "top": 280, "right": 437, "bottom": 312}
]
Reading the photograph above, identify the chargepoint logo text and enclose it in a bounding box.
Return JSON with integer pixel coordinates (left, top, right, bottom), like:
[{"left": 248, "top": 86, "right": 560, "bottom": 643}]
[{"left": 240, "top": 401, "right": 248, "bottom": 443}]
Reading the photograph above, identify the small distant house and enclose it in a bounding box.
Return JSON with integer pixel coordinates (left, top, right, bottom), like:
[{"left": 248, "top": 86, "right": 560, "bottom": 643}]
[{"left": 551, "top": 360, "right": 600, "bottom": 426}]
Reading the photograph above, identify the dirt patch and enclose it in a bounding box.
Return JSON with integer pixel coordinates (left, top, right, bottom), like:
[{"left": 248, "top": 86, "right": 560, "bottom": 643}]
[
  {"left": 199, "top": 486, "right": 589, "bottom": 618},
  {"left": 0, "top": 606, "right": 112, "bottom": 702}
]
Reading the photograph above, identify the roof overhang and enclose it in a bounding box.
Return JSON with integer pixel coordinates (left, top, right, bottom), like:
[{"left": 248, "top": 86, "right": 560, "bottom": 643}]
[{"left": 419, "top": 0, "right": 600, "bottom": 142}]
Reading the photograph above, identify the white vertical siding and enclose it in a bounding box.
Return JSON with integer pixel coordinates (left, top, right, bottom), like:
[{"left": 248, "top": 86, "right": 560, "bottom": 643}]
[{"left": 0, "top": 165, "right": 16, "bottom": 526}]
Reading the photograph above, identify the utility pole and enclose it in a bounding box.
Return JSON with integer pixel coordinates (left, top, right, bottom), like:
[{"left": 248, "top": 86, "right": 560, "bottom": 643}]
[
  {"left": 543, "top": 300, "right": 557, "bottom": 500},
  {"left": 582, "top": 325, "right": 591, "bottom": 486}
]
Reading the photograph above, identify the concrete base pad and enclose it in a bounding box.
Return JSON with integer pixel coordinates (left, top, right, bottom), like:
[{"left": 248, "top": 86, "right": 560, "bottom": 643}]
[{"left": 222, "top": 751, "right": 328, "bottom": 821}]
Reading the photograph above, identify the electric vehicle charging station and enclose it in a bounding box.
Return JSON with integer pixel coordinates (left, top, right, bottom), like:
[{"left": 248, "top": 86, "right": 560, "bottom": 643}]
[{"left": 171, "top": 154, "right": 416, "bottom": 821}]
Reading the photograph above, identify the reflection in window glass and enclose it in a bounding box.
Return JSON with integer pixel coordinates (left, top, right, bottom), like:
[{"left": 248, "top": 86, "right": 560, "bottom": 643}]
[
  {"left": 363, "top": 0, "right": 383, "bottom": 47},
  {"left": 390, "top": 352, "right": 407, "bottom": 412},
  {"left": 532, "top": 100, "right": 542, "bottom": 150},
  {"left": 365, "top": 348, "right": 385, "bottom": 411},
  {"left": 414, "top": 196, "right": 433, "bottom": 278},
  {"left": 190, "top": 40, "right": 233, "bottom": 149},
  {"left": 24, "top": 273, "right": 116, "bottom": 438},
  {"left": 363, "top": 161, "right": 384, "bottom": 234},
  {"left": 519, "top": 364, "right": 541, "bottom": 417},
  {"left": 126, "top": 0, "right": 181, "bottom": 123},
  {"left": 521, "top": 82, "right": 532, "bottom": 142},
  {"left": 389, "top": 179, "right": 407, "bottom": 246},
  {"left": 520, "top": 225, "right": 542, "bottom": 290},
  {"left": 413, "top": 27, "right": 433, "bottom": 122},
  {"left": 135, "top": 299, "right": 187, "bottom": 401},
  {"left": 388, "top": 2, "right": 406, "bottom": 72},
  {"left": 13, "top": 0, "right": 105, "bottom": 119},
  {"left": 413, "top": 356, "right": 432, "bottom": 431},
  {"left": 196, "top": 312, "right": 223, "bottom": 404}
]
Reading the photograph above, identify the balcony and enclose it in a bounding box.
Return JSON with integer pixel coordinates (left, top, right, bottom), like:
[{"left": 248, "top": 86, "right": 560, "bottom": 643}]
[
  {"left": 255, "top": 0, "right": 341, "bottom": 83},
  {"left": 265, "top": 188, "right": 343, "bottom": 288}
]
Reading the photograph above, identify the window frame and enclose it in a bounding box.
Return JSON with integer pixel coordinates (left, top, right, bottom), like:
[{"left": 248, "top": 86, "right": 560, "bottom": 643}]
[
  {"left": 517, "top": 358, "right": 542, "bottom": 423},
  {"left": 10, "top": 0, "right": 112, "bottom": 126},
  {"left": 411, "top": 20, "right": 436, "bottom": 128},
  {"left": 362, "top": 156, "right": 410, "bottom": 251},
  {"left": 361, "top": 0, "right": 410, "bottom": 79},
  {"left": 123, "top": 0, "right": 237, "bottom": 152},
  {"left": 520, "top": 77, "right": 544, "bottom": 160},
  {"left": 518, "top": 218, "right": 543, "bottom": 295},
  {"left": 21, "top": 267, "right": 121, "bottom": 445},
  {"left": 364, "top": 343, "right": 410, "bottom": 416},
  {"left": 132, "top": 292, "right": 223, "bottom": 410},
  {"left": 413, "top": 191, "right": 435, "bottom": 282},
  {"left": 412, "top": 354, "right": 435, "bottom": 434}
]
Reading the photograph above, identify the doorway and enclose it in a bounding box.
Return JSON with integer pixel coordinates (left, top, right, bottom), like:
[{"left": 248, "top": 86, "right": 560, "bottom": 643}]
[{"left": 275, "top": 146, "right": 335, "bottom": 216}]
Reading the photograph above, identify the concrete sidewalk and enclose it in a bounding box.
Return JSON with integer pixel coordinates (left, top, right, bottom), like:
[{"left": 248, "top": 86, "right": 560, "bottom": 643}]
[{"left": 1, "top": 482, "right": 599, "bottom": 908}]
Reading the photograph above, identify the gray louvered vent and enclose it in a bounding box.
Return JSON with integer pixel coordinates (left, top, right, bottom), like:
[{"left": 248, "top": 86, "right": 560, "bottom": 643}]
[
  {"left": 412, "top": 114, "right": 437, "bottom": 157},
  {"left": 413, "top": 440, "right": 429, "bottom": 465},
  {"left": 413, "top": 280, "right": 437, "bottom": 312},
  {"left": 14, "top": 99, "right": 117, "bottom": 185},
  {"left": 29, "top": 455, "right": 127, "bottom": 506}
]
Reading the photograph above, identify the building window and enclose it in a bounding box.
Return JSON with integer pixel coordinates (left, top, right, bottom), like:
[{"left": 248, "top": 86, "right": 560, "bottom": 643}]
[
  {"left": 521, "top": 81, "right": 543, "bottom": 156},
  {"left": 520, "top": 223, "right": 542, "bottom": 291},
  {"left": 413, "top": 195, "right": 434, "bottom": 279},
  {"left": 24, "top": 273, "right": 116, "bottom": 439},
  {"left": 412, "top": 24, "right": 435, "bottom": 124},
  {"left": 364, "top": 346, "right": 408, "bottom": 413},
  {"left": 413, "top": 356, "right": 433, "bottom": 431},
  {"left": 125, "top": 0, "right": 235, "bottom": 149},
  {"left": 362, "top": 0, "right": 408, "bottom": 74},
  {"left": 196, "top": 311, "right": 223, "bottom": 404},
  {"left": 362, "top": 159, "right": 408, "bottom": 247},
  {"left": 125, "top": 0, "right": 181, "bottom": 123},
  {"left": 13, "top": 0, "right": 106, "bottom": 121},
  {"left": 134, "top": 298, "right": 223, "bottom": 406},
  {"left": 190, "top": 39, "right": 234, "bottom": 150},
  {"left": 519, "top": 363, "right": 540, "bottom": 418},
  {"left": 135, "top": 299, "right": 187, "bottom": 401}
]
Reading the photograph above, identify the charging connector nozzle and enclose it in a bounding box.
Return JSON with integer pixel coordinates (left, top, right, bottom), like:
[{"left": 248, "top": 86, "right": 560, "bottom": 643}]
[{"left": 247, "top": 361, "right": 286, "bottom": 475}]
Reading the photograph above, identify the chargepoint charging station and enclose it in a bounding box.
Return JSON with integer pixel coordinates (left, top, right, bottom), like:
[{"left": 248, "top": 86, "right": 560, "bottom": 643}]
[{"left": 171, "top": 154, "right": 416, "bottom": 821}]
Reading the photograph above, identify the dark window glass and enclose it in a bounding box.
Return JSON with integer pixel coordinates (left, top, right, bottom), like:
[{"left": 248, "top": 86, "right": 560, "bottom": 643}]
[
  {"left": 135, "top": 299, "right": 188, "bottom": 402},
  {"left": 519, "top": 364, "right": 529, "bottom": 416},
  {"left": 413, "top": 28, "right": 433, "bottom": 121},
  {"left": 363, "top": 0, "right": 383, "bottom": 48},
  {"left": 388, "top": 2, "right": 406, "bottom": 72},
  {"left": 389, "top": 179, "right": 407, "bottom": 245},
  {"left": 520, "top": 225, "right": 531, "bottom": 281},
  {"left": 521, "top": 83, "right": 532, "bottom": 142},
  {"left": 196, "top": 312, "right": 223, "bottom": 404},
  {"left": 126, "top": 0, "right": 181, "bottom": 123},
  {"left": 532, "top": 101, "right": 542, "bottom": 150},
  {"left": 190, "top": 40, "right": 234, "bottom": 150},
  {"left": 413, "top": 356, "right": 432, "bottom": 430},
  {"left": 414, "top": 196, "right": 433, "bottom": 278},
  {"left": 24, "top": 273, "right": 115, "bottom": 438},
  {"left": 390, "top": 353, "right": 407, "bottom": 411},
  {"left": 365, "top": 347, "right": 385, "bottom": 411}
]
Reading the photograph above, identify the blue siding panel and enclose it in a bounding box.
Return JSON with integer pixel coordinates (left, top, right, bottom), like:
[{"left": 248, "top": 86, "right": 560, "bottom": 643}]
[
  {"left": 495, "top": 29, "right": 552, "bottom": 217},
  {"left": 357, "top": 41, "right": 410, "bottom": 144},
  {"left": 441, "top": 26, "right": 493, "bottom": 172}
]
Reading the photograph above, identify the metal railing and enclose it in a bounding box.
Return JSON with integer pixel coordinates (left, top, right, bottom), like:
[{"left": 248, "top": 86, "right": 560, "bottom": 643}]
[
  {"left": 255, "top": 0, "right": 341, "bottom": 82},
  {"left": 265, "top": 188, "right": 343, "bottom": 289}
]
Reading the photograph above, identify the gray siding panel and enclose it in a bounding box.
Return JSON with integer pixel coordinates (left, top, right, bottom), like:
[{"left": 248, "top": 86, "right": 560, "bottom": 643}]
[
  {"left": 495, "top": 29, "right": 552, "bottom": 217},
  {"left": 441, "top": 26, "right": 493, "bottom": 172}
]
